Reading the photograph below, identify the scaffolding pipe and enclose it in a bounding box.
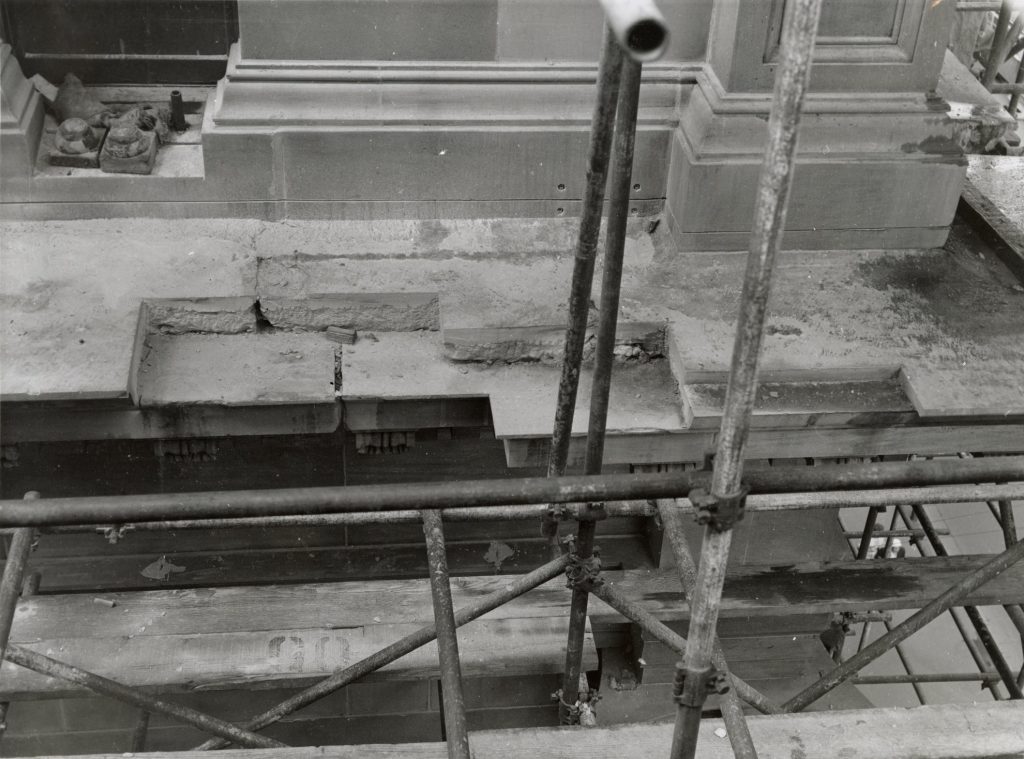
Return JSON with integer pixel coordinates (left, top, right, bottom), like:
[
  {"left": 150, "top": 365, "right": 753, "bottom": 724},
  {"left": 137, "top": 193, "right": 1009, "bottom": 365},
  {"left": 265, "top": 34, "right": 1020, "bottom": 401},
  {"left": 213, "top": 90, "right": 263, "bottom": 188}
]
[
  {"left": 855, "top": 508, "right": 925, "bottom": 705},
  {"left": 911, "top": 504, "right": 1024, "bottom": 699},
  {"left": 783, "top": 535, "right": 1024, "bottom": 712},
  {"left": 3, "top": 646, "right": 285, "bottom": 748},
  {"left": 3, "top": 459, "right": 1022, "bottom": 528},
  {"left": 130, "top": 711, "right": 150, "bottom": 753},
  {"left": 671, "top": 1, "right": 822, "bottom": 756},
  {"left": 598, "top": 0, "right": 669, "bottom": 61},
  {"left": 546, "top": 25, "right": 623, "bottom": 483},
  {"left": 560, "top": 49, "right": 645, "bottom": 725},
  {"left": 851, "top": 672, "right": 1001, "bottom": 685},
  {"left": 195, "top": 554, "right": 569, "bottom": 750},
  {"left": 894, "top": 504, "right": 1004, "bottom": 700},
  {"left": 588, "top": 581, "right": 780, "bottom": 716},
  {"left": 0, "top": 493, "right": 38, "bottom": 659},
  {"left": 843, "top": 528, "right": 947, "bottom": 539},
  {"left": 856, "top": 506, "right": 883, "bottom": 560},
  {"left": 656, "top": 499, "right": 768, "bottom": 755},
  {"left": 422, "top": 510, "right": 471, "bottom": 759},
  {"left": 6, "top": 483, "right": 1022, "bottom": 538}
]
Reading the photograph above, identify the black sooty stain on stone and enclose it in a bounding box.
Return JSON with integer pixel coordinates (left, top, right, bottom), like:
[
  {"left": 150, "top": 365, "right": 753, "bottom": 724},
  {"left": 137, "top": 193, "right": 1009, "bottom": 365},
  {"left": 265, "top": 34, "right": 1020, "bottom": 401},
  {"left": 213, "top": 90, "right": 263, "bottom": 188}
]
[{"left": 900, "top": 135, "right": 961, "bottom": 155}]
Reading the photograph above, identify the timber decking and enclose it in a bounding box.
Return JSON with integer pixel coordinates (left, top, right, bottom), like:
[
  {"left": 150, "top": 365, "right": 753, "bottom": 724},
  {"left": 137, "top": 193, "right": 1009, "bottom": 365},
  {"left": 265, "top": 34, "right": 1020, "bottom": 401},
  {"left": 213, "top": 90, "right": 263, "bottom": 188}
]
[
  {"left": 5, "top": 554, "right": 1021, "bottom": 699},
  {"left": 12, "top": 702, "right": 1024, "bottom": 759}
]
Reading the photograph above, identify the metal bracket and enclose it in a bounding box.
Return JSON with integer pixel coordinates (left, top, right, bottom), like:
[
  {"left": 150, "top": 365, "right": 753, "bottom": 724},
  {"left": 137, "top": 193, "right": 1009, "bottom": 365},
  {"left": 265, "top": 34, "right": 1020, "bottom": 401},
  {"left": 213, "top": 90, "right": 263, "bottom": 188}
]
[
  {"left": 565, "top": 546, "right": 603, "bottom": 591},
  {"left": 689, "top": 485, "right": 749, "bottom": 532},
  {"left": 672, "top": 664, "right": 730, "bottom": 707}
]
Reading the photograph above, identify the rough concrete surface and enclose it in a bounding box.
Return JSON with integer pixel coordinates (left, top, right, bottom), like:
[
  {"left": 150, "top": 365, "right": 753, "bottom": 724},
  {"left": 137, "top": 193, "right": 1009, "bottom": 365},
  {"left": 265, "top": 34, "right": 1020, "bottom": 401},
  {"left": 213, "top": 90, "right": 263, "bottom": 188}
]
[
  {"left": 968, "top": 155, "right": 1024, "bottom": 232},
  {"left": 2, "top": 215, "right": 1023, "bottom": 422},
  {"left": 134, "top": 333, "right": 336, "bottom": 406}
]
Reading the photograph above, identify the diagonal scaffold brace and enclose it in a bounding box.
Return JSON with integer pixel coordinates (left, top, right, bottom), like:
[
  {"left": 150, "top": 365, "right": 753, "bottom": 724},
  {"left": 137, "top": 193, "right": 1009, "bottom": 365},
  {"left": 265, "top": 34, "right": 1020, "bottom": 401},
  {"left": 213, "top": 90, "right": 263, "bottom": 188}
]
[{"left": 669, "top": 1, "right": 822, "bottom": 758}]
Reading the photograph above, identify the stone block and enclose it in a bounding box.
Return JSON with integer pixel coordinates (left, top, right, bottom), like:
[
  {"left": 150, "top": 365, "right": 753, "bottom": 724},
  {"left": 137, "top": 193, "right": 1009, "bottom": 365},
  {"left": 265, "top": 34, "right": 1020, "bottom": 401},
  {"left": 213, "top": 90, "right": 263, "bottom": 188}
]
[{"left": 100, "top": 128, "right": 157, "bottom": 175}]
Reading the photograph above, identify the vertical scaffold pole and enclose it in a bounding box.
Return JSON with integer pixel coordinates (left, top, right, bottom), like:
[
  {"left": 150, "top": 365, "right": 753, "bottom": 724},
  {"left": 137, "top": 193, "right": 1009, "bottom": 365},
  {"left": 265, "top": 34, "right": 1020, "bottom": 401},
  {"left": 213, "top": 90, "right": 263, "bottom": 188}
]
[
  {"left": 558, "top": 52, "right": 646, "bottom": 726},
  {"left": 669, "top": 1, "right": 821, "bottom": 757},
  {"left": 0, "top": 493, "right": 38, "bottom": 658},
  {"left": 545, "top": 25, "right": 624, "bottom": 485},
  {"left": 422, "top": 509, "right": 472, "bottom": 759}
]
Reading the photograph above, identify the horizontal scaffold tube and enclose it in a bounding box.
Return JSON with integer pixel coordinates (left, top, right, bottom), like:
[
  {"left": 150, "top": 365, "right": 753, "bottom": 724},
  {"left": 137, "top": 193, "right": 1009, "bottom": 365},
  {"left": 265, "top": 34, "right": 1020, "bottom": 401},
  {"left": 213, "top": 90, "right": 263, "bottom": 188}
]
[{"left": 1, "top": 456, "right": 1022, "bottom": 528}]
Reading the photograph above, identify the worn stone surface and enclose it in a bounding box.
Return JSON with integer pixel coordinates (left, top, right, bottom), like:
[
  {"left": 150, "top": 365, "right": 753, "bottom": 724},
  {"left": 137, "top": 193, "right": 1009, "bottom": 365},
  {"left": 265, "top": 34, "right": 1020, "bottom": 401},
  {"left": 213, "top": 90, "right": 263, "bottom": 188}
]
[
  {"left": 145, "top": 297, "right": 258, "bottom": 334},
  {"left": 968, "top": 155, "right": 1024, "bottom": 233},
  {"left": 134, "top": 332, "right": 335, "bottom": 406},
  {"left": 2, "top": 215, "right": 1022, "bottom": 421},
  {"left": 0, "top": 219, "right": 257, "bottom": 399},
  {"left": 260, "top": 292, "right": 440, "bottom": 332}
]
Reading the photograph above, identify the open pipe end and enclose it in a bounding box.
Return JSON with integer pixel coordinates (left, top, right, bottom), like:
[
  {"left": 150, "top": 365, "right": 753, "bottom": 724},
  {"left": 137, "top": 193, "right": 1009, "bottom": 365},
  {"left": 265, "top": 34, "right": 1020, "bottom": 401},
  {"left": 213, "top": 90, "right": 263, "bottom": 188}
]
[
  {"left": 600, "top": 0, "right": 670, "bottom": 61},
  {"left": 624, "top": 18, "right": 669, "bottom": 60}
]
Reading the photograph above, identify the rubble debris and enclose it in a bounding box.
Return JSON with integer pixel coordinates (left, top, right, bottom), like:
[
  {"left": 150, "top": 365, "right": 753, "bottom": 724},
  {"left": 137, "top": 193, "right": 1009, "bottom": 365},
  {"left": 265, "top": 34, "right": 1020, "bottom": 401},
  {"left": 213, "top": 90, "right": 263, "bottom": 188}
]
[
  {"left": 52, "top": 73, "right": 115, "bottom": 127},
  {"left": 325, "top": 326, "right": 357, "bottom": 344}
]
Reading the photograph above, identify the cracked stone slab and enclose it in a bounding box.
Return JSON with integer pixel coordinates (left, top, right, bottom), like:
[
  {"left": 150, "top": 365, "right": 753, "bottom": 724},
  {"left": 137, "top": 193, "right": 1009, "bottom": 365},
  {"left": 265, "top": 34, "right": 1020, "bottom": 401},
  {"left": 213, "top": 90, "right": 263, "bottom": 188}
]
[
  {"left": 144, "top": 297, "right": 259, "bottom": 335},
  {"left": 443, "top": 322, "right": 666, "bottom": 364}
]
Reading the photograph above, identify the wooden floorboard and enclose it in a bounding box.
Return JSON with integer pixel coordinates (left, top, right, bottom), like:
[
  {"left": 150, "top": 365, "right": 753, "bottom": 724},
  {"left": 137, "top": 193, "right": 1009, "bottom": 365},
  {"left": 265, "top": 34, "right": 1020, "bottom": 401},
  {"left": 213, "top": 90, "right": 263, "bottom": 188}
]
[
  {"left": 590, "top": 554, "right": 1024, "bottom": 624},
  {"left": 17, "top": 702, "right": 1024, "bottom": 758},
  {"left": 1, "top": 618, "right": 597, "bottom": 699},
  {"left": 10, "top": 555, "right": 1021, "bottom": 644}
]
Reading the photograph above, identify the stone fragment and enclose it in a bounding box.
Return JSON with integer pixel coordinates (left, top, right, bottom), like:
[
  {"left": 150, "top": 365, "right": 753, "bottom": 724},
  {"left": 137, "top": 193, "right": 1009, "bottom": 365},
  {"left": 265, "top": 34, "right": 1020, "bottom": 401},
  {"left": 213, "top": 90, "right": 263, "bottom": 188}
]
[
  {"left": 100, "top": 125, "right": 157, "bottom": 175},
  {"left": 49, "top": 117, "right": 103, "bottom": 168}
]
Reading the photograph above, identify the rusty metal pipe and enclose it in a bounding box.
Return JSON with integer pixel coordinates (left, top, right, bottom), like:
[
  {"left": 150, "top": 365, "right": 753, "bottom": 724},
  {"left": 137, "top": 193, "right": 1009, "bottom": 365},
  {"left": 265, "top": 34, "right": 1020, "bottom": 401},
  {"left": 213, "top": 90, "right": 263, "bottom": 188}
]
[
  {"left": 422, "top": 510, "right": 471, "bottom": 759},
  {"left": 671, "top": 0, "right": 822, "bottom": 755},
  {"left": 0, "top": 493, "right": 38, "bottom": 658},
  {"left": 3, "top": 458, "right": 1023, "bottom": 528},
  {"left": 547, "top": 25, "right": 623, "bottom": 483},
  {"left": 4, "top": 646, "right": 284, "bottom": 749}
]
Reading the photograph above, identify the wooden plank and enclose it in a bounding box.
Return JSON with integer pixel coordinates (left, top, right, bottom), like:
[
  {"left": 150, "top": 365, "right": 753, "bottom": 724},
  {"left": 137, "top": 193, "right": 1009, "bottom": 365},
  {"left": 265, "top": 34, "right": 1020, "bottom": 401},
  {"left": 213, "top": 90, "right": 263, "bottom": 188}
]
[
  {"left": 589, "top": 554, "right": 1024, "bottom": 626},
  {"left": 16, "top": 702, "right": 1024, "bottom": 758},
  {"left": 7, "top": 534, "right": 649, "bottom": 593},
  {"left": 10, "top": 555, "right": 1023, "bottom": 645},
  {"left": 503, "top": 423, "right": 1024, "bottom": 467},
  {"left": 0, "top": 618, "right": 597, "bottom": 699}
]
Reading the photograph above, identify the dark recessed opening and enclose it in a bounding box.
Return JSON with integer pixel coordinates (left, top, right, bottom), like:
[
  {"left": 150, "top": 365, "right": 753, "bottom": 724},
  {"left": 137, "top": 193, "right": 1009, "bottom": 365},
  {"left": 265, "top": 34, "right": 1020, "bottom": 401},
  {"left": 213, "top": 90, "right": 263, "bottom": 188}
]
[{"left": 627, "top": 20, "right": 666, "bottom": 54}]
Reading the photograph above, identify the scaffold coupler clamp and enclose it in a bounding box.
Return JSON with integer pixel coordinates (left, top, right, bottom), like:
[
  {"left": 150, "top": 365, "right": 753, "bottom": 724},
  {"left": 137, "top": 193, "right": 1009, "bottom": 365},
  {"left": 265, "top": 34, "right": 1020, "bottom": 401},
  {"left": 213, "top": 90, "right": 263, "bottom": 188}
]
[
  {"left": 579, "top": 501, "right": 608, "bottom": 522},
  {"left": 565, "top": 545, "right": 603, "bottom": 591},
  {"left": 673, "top": 663, "right": 730, "bottom": 708},
  {"left": 689, "top": 484, "right": 749, "bottom": 532}
]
